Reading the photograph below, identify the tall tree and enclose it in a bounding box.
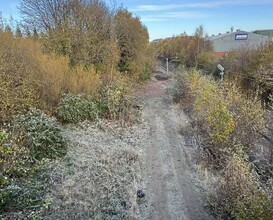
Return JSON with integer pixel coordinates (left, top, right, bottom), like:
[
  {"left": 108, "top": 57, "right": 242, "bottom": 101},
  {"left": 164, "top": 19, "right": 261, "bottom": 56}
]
[
  {"left": 19, "top": 0, "right": 70, "bottom": 32},
  {"left": 19, "top": 0, "right": 154, "bottom": 76},
  {"left": 20, "top": 0, "right": 118, "bottom": 69},
  {"left": 114, "top": 9, "right": 149, "bottom": 75}
]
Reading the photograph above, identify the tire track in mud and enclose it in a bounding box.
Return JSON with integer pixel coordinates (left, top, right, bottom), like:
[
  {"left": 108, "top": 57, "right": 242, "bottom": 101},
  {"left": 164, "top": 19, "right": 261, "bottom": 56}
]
[{"left": 137, "top": 79, "right": 215, "bottom": 220}]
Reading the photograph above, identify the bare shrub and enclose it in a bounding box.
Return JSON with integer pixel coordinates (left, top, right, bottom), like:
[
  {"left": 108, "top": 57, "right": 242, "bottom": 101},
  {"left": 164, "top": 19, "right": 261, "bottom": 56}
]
[
  {"left": 172, "top": 69, "right": 191, "bottom": 105},
  {"left": 225, "top": 83, "right": 265, "bottom": 148}
]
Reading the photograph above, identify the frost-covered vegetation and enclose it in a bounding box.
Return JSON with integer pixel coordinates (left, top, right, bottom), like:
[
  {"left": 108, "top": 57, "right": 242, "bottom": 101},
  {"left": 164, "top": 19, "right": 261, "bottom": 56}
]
[{"left": 0, "top": 0, "right": 155, "bottom": 218}]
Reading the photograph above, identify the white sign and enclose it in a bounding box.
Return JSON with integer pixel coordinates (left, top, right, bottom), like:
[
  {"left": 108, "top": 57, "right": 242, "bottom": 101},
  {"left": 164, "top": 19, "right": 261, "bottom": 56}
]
[
  {"left": 235, "top": 34, "right": 248, "bottom": 40},
  {"left": 217, "top": 64, "right": 224, "bottom": 71}
]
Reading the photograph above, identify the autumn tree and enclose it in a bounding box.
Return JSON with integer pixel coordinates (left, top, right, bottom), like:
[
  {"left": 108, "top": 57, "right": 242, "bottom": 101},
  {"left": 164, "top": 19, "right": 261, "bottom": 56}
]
[
  {"left": 153, "top": 26, "right": 213, "bottom": 69},
  {"left": 19, "top": 0, "right": 70, "bottom": 32},
  {"left": 19, "top": 0, "right": 118, "bottom": 70},
  {"left": 114, "top": 9, "right": 153, "bottom": 79},
  {"left": 19, "top": 0, "right": 155, "bottom": 78}
]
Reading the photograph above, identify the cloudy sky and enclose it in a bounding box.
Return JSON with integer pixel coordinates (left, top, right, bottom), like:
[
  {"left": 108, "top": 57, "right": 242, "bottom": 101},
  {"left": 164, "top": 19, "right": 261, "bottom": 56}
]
[{"left": 1, "top": 0, "right": 273, "bottom": 40}]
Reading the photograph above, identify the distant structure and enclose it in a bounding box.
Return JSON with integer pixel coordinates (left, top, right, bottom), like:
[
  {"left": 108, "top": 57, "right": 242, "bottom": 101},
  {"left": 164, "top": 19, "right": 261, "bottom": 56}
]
[
  {"left": 206, "top": 29, "right": 271, "bottom": 57},
  {"left": 151, "top": 39, "right": 161, "bottom": 43}
]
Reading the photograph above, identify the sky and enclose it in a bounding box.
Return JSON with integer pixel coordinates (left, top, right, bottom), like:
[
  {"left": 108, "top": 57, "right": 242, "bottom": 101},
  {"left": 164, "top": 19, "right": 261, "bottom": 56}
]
[{"left": 1, "top": 0, "right": 273, "bottom": 41}]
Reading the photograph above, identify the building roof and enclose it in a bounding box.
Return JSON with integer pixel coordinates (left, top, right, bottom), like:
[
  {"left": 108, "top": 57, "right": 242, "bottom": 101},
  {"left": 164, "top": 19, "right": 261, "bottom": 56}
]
[{"left": 206, "top": 30, "right": 248, "bottom": 41}]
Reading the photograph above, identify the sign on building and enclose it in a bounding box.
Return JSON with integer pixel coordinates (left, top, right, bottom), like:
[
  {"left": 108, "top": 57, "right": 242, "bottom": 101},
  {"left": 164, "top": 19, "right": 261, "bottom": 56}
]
[{"left": 235, "top": 34, "right": 248, "bottom": 40}]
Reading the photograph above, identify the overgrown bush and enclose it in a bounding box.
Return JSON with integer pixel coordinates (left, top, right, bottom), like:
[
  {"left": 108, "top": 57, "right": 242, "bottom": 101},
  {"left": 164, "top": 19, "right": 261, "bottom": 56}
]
[
  {"left": 196, "top": 51, "right": 216, "bottom": 73},
  {"left": 173, "top": 69, "right": 271, "bottom": 219},
  {"left": 55, "top": 93, "right": 106, "bottom": 123},
  {"left": 213, "top": 154, "right": 273, "bottom": 219},
  {"left": 19, "top": 108, "right": 67, "bottom": 160},
  {"left": 0, "top": 31, "right": 101, "bottom": 122},
  {"left": 221, "top": 42, "right": 273, "bottom": 101},
  {"left": 185, "top": 70, "right": 235, "bottom": 153},
  {"left": 56, "top": 78, "right": 138, "bottom": 124},
  {"left": 179, "top": 69, "right": 264, "bottom": 158},
  {"left": 34, "top": 54, "right": 100, "bottom": 109},
  {"left": 0, "top": 32, "right": 39, "bottom": 123}
]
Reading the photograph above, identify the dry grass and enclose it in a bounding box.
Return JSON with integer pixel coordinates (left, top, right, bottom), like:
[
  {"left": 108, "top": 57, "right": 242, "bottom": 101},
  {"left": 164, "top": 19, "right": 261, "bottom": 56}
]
[{"left": 45, "top": 121, "right": 142, "bottom": 219}]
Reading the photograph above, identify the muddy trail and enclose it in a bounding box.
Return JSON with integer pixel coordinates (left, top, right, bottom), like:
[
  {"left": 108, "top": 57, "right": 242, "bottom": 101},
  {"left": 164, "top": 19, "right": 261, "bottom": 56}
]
[{"left": 136, "top": 76, "right": 215, "bottom": 220}]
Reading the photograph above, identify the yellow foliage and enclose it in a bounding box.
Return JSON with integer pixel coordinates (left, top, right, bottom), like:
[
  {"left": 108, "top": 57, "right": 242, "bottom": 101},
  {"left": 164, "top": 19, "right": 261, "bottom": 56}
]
[
  {"left": 186, "top": 70, "right": 264, "bottom": 149},
  {"left": 0, "top": 33, "right": 39, "bottom": 122},
  {"left": 187, "top": 69, "right": 204, "bottom": 98},
  {"left": 33, "top": 52, "right": 100, "bottom": 109},
  {"left": 186, "top": 70, "right": 236, "bottom": 148},
  {"left": 152, "top": 33, "right": 213, "bottom": 67},
  {"left": 0, "top": 31, "right": 100, "bottom": 121},
  {"left": 207, "top": 107, "right": 235, "bottom": 144},
  {"left": 66, "top": 65, "right": 100, "bottom": 96}
]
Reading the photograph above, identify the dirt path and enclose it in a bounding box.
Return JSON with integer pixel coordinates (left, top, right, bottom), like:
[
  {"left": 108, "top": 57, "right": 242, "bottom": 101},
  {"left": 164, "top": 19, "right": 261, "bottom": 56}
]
[
  {"left": 46, "top": 71, "right": 215, "bottom": 219},
  {"left": 136, "top": 77, "right": 215, "bottom": 220}
]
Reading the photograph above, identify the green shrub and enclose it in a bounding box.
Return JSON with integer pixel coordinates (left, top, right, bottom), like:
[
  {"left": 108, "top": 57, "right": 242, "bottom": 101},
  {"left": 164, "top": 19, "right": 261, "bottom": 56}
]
[
  {"left": 0, "top": 126, "right": 30, "bottom": 177},
  {"left": 0, "top": 111, "right": 55, "bottom": 218},
  {"left": 55, "top": 93, "right": 104, "bottom": 123},
  {"left": 19, "top": 108, "right": 67, "bottom": 160},
  {"left": 0, "top": 165, "right": 51, "bottom": 218}
]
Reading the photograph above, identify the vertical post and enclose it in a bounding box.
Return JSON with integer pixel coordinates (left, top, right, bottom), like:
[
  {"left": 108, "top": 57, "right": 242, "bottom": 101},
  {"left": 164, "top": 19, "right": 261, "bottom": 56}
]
[
  {"left": 166, "top": 58, "right": 169, "bottom": 75},
  {"left": 220, "top": 71, "right": 224, "bottom": 81}
]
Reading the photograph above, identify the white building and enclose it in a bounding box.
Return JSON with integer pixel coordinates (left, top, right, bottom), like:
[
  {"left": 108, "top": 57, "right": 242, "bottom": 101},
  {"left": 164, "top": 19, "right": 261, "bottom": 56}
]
[{"left": 206, "top": 30, "right": 271, "bottom": 57}]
